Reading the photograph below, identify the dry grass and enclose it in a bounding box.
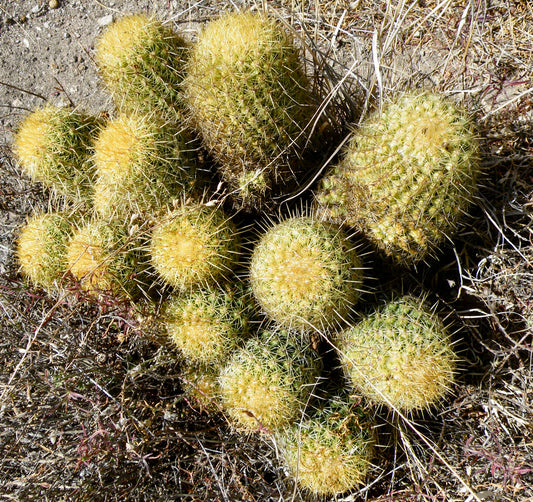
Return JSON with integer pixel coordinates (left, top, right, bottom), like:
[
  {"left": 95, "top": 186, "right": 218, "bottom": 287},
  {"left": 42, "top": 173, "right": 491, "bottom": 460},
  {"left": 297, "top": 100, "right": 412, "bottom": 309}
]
[{"left": 1, "top": 0, "right": 533, "bottom": 500}]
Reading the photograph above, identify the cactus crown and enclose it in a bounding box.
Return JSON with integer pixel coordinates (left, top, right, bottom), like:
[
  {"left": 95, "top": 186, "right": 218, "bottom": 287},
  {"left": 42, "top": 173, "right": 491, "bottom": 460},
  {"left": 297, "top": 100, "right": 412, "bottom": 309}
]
[
  {"left": 219, "top": 329, "right": 321, "bottom": 431},
  {"left": 338, "top": 295, "right": 456, "bottom": 412},
  {"left": 250, "top": 216, "right": 364, "bottom": 332},
  {"left": 163, "top": 284, "right": 251, "bottom": 364},
  {"left": 14, "top": 105, "right": 100, "bottom": 201},
  {"left": 150, "top": 203, "right": 240, "bottom": 290},
  {"left": 96, "top": 14, "right": 189, "bottom": 120},
  {"left": 278, "top": 397, "right": 375, "bottom": 495},
  {"left": 16, "top": 212, "right": 73, "bottom": 291},
  {"left": 317, "top": 92, "right": 480, "bottom": 265}
]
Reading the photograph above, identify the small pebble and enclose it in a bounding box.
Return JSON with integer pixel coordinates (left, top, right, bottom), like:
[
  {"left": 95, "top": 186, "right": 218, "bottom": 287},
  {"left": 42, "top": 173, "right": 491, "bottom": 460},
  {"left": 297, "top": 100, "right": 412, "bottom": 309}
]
[
  {"left": 97, "top": 14, "right": 113, "bottom": 27},
  {"left": 49, "top": 0, "right": 60, "bottom": 8}
]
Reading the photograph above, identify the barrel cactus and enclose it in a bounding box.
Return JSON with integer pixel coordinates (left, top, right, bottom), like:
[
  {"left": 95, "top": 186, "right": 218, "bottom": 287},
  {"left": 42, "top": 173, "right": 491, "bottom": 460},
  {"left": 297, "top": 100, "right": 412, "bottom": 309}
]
[
  {"left": 184, "top": 11, "right": 318, "bottom": 208},
  {"left": 250, "top": 216, "right": 364, "bottom": 333},
  {"left": 277, "top": 397, "right": 375, "bottom": 496},
  {"left": 162, "top": 283, "right": 252, "bottom": 364},
  {"left": 13, "top": 105, "right": 100, "bottom": 202},
  {"left": 219, "top": 329, "right": 321, "bottom": 431},
  {"left": 149, "top": 203, "right": 241, "bottom": 290},
  {"left": 95, "top": 13, "right": 190, "bottom": 121},
  {"left": 337, "top": 295, "right": 457, "bottom": 412},
  {"left": 316, "top": 92, "right": 480, "bottom": 265},
  {"left": 92, "top": 112, "right": 197, "bottom": 220},
  {"left": 66, "top": 220, "right": 141, "bottom": 298},
  {"left": 16, "top": 211, "right": 74, "bottom": 292}
]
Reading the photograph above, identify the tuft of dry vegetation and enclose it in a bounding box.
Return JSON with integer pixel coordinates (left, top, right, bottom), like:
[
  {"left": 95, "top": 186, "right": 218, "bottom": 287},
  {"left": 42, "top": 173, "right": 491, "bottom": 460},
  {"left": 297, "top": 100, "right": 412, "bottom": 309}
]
[{"left": 1, "top": 1, "right": 533, "bottom": 500}]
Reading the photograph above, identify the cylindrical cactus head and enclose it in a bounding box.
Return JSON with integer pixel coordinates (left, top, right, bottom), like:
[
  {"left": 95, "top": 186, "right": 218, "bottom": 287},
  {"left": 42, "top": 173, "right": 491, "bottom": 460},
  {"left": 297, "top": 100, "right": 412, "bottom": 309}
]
[
  {"left": 338, "top": 294, "right": 457, "bottom": 412},
  {"left": 316, "top": 92, "right": 480, "bottom": 265},
  {"left": 95, "top": 14, "right": 189, "bottom": 121},
  {"left": 16, "top": 211, "right": 74, "bottom": 292},
  {"left": 184, "top": 10, "right": 317, "bottom": 208},
  {"left": 162, "top": 283, "right": 252, "bottom": 364},
  {"left": 149, "top": 203, "right": 241, "bottom": 290},
  {"left": 250, "top": 216, "right": 364, "bottom": 333},
  {"left": 92, "top": 112, "right": 197, "bottom": 220},
  {"left": 277, "top": 397, "right": 375, "bottom": 496},
  {"left": 13, "top": 105, "right": 101, "bottom": 202},
  {"left": 65, "top": 220, "right": 140, "bottom": 298},
  {"left": 219, "top": 329, "right": 321, "bottom": 432}
]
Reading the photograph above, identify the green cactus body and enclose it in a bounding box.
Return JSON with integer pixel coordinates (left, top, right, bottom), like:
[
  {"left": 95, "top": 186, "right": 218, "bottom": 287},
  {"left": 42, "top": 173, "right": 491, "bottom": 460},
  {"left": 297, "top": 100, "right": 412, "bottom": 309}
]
[
  {"left": 250, "top": 216, "right": 364, "bottom": 333},
  {"left": 13, "top": 105, "right": 101, "bottom": 202},
  {"left": 92, "top": 112, "right": 197, "bottom": 220},
  {"left": 95, "top": 14, "right": 189, "bottom": 122},
  {"left": 65, "top": 220, "right": 141, "bottom": 298},
  {"left": 338, "top": 295, "right": 456, "bottom": 412},
  {"left": 184, "top": 11, "right": 317, "bottom": 207},
  {"left": 149, "top": 203, "right": 240, "bottom": 290},
  {"left": 277, "top": 398, "right": 375, "bottom": 496},
  {"left": 316, "top": 93, "right": 480, "bottom": 265},
  {"left": 16, "top": 211, "right": 74, "bottom": 292},
  {"left": 219, "top": 329, "right": 321, "bottom": 431},
  {"left": 163, "top": 283, "right": 251, "bottom": 364}
]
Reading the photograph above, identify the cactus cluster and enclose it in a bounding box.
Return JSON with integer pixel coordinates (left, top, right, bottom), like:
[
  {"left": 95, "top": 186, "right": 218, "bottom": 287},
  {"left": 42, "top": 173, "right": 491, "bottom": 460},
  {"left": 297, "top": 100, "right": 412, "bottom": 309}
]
[{"left": 11, "top": 8, "right": 484, "bottom": 498}]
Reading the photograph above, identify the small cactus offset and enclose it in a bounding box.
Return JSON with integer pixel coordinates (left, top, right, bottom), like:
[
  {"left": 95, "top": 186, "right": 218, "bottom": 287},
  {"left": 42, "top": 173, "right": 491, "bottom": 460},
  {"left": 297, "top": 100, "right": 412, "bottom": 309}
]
[
  {"left": 219, "top": 329, "right": 321, "bottom": 431},
  {"left": 92, "top": 112, "right": 197, "bottom": 220},
  {"left": 184, "top": 11, "right": 317, "bottom": 208},
  {"left": 16, "top": 211, "right": 75, "bottom": 292},
  {"left": 316, "top": 92, "right": 480, "bottom": 265},
  {"left": 277, "top": 397, "right": 375, "bottom": 496},
  {"left": 338, "top": 295, "right": 457, "bottom": 412},
  {"left": 250, "top": 216, "right": 364, "bottom": 333},
  {"left": 149, "top": 202, "right": 241, "bottom": 291},
  {"left": 95, "top": 14, "right": 190, "bottom": 122},
  {"left": 162, "top": 283, "right": 252, "bottom": 364},
  {"left": 65, "top": 220, "right": 143, "bottom": 298},
  {"left": 13, "top": 105, "right": 101, "bottom": 202},
  {"left": 181, "top": 363, "right": 223, "bottom": 411}
]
